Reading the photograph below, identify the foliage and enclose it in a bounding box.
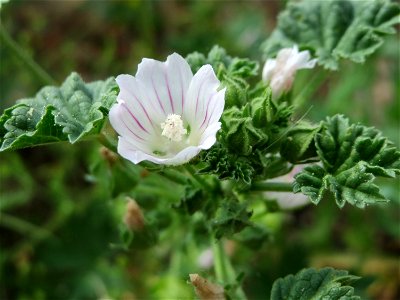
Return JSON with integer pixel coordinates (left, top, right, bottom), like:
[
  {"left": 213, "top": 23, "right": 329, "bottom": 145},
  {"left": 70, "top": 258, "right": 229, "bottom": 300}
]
[
  {"left": 200, "top": 87, "right": 293, "bottom": 185},
  {"left": 294, "top": 115, "right": 400, "bottom": 208},
  {"left": 0, "top": 73, "right": 117, "bottom": 151},
  {"left": 263, "top": 0, "right": 400, "bottom": 70},
  {"left": 270, "top": 267, "right": 361, "bottom": 300},
  {"left": 1, "top": 1, "right": 399, "bottom": 299}
]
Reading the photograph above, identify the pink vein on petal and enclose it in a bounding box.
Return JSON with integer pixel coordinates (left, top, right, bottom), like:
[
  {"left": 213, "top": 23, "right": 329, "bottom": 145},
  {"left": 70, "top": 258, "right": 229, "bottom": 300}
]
[
  {"left": 164, "top": 70, "right": 175, "bottom": 113},
  {"left": 127, "top": 90, "right": 155, "bottom": 129},
  {"left": 199, "top": 93, "right": 215, "bottom": 129},
  {"left": 178, "top": 65, "right": 185, "bottom": 111},
  {"left": 194, "top": 77, "right": 207, "bottom": 117},
  {"left": 121, "top": 103, "right": 149, "bottom": 134},
  {"left": 150, "top": 76, "right": 166, "bottom": 115},
  {"left": 120, "top": 116, "right": 145, "bottom": 142},
  {"left": 201, "top": 96, "right": 219, "bottom": 134}
]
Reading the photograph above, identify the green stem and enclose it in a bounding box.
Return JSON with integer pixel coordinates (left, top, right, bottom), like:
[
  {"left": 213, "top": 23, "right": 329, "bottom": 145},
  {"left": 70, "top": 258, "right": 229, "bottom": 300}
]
[
  {"left": 97, "top": 131, "right": 118, "bottom": 153},
  {"left": 0, "top": 22, "right": 56, "bottom": 86},
  {"left": 0, "top": 213, "right": 53, "bottom": 240},
  {"left": 211, "top": 237, "right": 247, "bottom": 299},
  {"left": 184, "top": 164, "right": 212, "bottom": 190},
  {"left": 135, "top": 185, "right": 177, "bottom": 202},
  {"left": 251, "top": 181, "right": 293, "bottom": 192},
  {"left": 159, "top": 169, "right": 188, "bottom": 185}
]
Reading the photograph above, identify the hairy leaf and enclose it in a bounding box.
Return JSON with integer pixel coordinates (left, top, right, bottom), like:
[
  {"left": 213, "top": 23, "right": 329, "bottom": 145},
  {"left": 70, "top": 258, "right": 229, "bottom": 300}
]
[
  {"left": 187, "top": 45, "right": 259, "bottom": 80},
  {"left": 201, "top": 90, "right": 293, "bottom": 185},
  {"left": 211, "top": 198, "right": 252, "bottom": 239},
  {"left": 263, "top": 0, "right": 400, "bottom": 70},
  {"left": 271, "top": 267, "right": 361, "bottom": 300},
  {"left": 294, "top": 115, "right": 400, "bottom": 208},
  {"left": 280, "top": 121, "right": 321, "bottom": 164},
  {"left": 0, "top": 73, "right": 118, "bottom": 151},
  {"left": 186, "top": 46, "right": 258, "bottom": 111}
]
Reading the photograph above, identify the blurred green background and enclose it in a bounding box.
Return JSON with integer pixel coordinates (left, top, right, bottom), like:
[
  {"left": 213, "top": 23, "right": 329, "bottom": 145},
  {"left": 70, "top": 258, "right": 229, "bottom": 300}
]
[{"left": 0, "top": 1, "right": 399, "bottom": 299}]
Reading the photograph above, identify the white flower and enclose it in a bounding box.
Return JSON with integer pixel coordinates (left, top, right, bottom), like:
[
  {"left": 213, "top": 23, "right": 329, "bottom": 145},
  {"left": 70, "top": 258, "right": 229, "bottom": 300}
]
[
  {"left": 109, "top": 53, "right": 225, "bottom": 165},
  {"left": 197, "top": 248, "right": 214, "bottom": 269},
  {"left": 262, "top": 45, "right": 317, "bottom": 99}
]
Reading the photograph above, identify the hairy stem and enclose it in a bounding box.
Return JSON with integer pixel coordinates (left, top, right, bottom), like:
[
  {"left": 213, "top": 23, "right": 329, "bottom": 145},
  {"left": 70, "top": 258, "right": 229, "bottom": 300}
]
[
  {"left": 184, "top": 164, "right": 213, "bottom": 190},
  {"left": 211, "top": 238, "right": 247, "bottom": 299},
  {"left": 159, "top": 169, "right": 188, "bottom": 185}
]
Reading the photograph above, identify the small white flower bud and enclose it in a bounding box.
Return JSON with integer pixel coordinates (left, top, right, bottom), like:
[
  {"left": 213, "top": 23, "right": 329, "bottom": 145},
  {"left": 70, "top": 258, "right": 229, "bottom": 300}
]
[{"left": 262, "top": 45, "right": 317, "bottom": 99}]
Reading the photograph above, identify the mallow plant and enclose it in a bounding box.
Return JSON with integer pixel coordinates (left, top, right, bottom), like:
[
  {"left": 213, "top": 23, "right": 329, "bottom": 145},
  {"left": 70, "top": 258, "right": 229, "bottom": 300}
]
[{"left": 1, "top": 0, "right": 399, "bottom": 299}]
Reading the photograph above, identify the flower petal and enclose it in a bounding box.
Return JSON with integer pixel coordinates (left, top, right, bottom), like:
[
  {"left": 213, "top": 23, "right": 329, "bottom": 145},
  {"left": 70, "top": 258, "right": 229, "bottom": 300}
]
[
  {"left": 185, "top": 65, "right": 221, "bottom": 129},
  {"left": 118, "top": 137, "right": 201, "bottom": 165},
  {"left": 287, "top": 49, "right": 317, "bottom": 70},
  {"left": 262, "top": 59, "right": 277, "bottom": 82},
  {"left": 199, "top": 122, "right": 221, "bottom": 150},
  {"left": 136, "top": 53, "right": 193, "bottom": 116},
  {"left": 199, "top": 88, "right": 225, "bottom": 134},
  {"left": 116, "top": 74, "right": 164, "bottom": 127},
  {"left": 109, "top": 104, "right": 152, "bottom": 152}
]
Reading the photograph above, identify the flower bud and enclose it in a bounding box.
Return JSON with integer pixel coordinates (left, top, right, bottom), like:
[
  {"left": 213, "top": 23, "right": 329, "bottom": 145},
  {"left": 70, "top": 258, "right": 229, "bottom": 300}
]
[
  {"left": 124, "top": 198, "right": 145, "bottom": 231},
  {"left": 189, "top": 274, "right": 225, "bottom": 300},
  {"left": 99, "top": 146, "right": 118, "bottom": 165},
  {"left": 262, "top": 45, "right": 317, "bottom": 99}
]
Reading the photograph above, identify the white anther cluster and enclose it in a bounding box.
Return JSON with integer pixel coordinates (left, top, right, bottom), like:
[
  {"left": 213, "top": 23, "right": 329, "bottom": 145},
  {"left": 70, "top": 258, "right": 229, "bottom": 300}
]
[{"left": 160, "top": 114, "right": 187, "bottom": 142}]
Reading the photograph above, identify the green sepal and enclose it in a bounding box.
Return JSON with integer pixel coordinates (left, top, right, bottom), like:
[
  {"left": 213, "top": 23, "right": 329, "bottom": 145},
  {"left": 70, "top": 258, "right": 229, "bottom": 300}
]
[
  {"left": 251, "top": 88, "right": 273, "bottom": 128},
  {"left": 222, "top": 75, "right": 249, "bottom": 108},
  {"left": 185, "top": 51, "right": 207, "bottom": 73},
  {"left": 227, "top": 57, "right": 259, "bottom": 78},
  {"left": 199, "top": 144, "right": 255, "bottom": 185},
  {"left": 270, "top": 267, "right": 361, "bottom": 300},
  {"left": 186, "top": 45, "right": 259, "bottom": 80},
  {"left": 224, "top": 117, "right": 265, "bottom": 156},
  {"left": 0, "top": 72, "right": 118, "bottom": 151}
]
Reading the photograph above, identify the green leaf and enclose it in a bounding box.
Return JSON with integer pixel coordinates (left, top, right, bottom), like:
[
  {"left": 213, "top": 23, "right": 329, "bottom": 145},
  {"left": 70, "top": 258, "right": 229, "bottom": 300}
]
[
  {"left": 294, "top": 115, "right": 400, "bottom": 208},
  {"left": 174, "top": 185, "right": 207, "bottom": 215},
  {"left": 211, "top": 198, "right": 252, "bottom": 239},
  {"left": 263, "top": 0, "right": 400, "bottom": 70},
  {"left": 234, "top": 224, "right": 270, "bottom": 250},
  {"left": 270, "top": 267, "right": 361, "bottom": 300},
  {"left": 186, "top": 45, "right": 259, "bottom": 80},
  {"left": 280, "top": 121, "right": 321, "bottom": 164},
  {"left": 0, "top": 72, "right": 118, "bottom": 151}
]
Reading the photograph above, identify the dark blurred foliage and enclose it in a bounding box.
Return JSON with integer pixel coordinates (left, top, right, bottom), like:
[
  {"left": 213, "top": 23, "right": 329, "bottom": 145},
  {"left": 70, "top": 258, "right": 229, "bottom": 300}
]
[{"left": 0, "top": 1, "right": 399, "bottom": 299}]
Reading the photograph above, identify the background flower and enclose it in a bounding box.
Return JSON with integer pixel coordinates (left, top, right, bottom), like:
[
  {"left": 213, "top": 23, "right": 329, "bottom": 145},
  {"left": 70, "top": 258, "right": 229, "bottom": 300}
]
[
  {"left": 262, "top": 45, "right": 317, "bottom": 99},
  {"left": 109, "top": 53, "right": 225, "bottom": 165}
]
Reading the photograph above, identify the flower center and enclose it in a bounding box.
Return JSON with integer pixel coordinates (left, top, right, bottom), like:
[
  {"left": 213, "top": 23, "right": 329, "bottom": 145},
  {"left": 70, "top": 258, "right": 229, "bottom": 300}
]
[{"left": 160, "top": 114, "right": 187, "bottom": 142}]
